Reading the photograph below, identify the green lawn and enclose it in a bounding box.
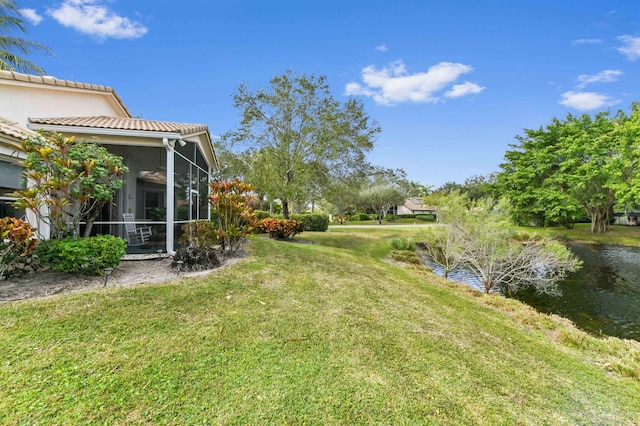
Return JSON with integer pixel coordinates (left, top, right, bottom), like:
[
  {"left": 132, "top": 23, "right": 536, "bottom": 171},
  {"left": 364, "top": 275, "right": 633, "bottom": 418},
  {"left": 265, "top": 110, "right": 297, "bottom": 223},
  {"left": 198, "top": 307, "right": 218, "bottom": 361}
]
[
  {"left": 1, "top": 228, "right": 638, "bottom": 424},
  {"left": 516, "top": 223, "right": 640, "bottom": 247}
]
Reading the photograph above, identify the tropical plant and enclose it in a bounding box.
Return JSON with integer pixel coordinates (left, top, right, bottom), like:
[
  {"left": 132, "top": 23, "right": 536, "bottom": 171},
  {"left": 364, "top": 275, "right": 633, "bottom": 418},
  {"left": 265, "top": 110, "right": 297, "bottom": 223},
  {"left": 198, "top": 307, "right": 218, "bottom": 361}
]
[
  {"left": 209, "top": 179, "right": 258, "bottom": 254},
  {"left": 13, "top": 131, "right": 128, "bottom": 239},
  {"left": 0, "top": 0, "right": 53, "bottom": 74},
  {"left": 259, "top": 217, "right": 304, "bottom": 240},
  {"left": 0, "top": 216, "right": 38, "bottom": 278}
]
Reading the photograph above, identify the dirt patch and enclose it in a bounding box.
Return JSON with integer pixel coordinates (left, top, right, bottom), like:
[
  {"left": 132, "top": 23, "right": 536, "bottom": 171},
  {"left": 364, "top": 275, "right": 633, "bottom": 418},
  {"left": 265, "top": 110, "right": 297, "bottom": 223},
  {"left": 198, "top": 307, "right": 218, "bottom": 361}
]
[{"left": 0, "top": 255, "right": 245, "bottom": 303}]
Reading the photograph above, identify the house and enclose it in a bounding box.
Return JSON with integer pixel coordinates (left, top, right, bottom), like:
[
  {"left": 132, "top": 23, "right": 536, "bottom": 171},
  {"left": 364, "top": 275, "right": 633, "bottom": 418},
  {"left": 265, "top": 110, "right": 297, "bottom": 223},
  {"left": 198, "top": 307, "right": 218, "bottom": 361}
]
[
  {"left": 0, "top": 70, "right": 219, "bottom": 254},
  {"left": 395, "top": 197, "right": 436, "bottom": 216}
]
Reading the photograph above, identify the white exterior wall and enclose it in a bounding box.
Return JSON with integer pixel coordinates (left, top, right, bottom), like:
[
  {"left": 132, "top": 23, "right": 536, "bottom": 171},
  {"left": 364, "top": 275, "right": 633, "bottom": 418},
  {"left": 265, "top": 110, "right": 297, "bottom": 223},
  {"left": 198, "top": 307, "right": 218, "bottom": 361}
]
[{"left": 0, "top": 85, "right": 127, "bottom": 128}]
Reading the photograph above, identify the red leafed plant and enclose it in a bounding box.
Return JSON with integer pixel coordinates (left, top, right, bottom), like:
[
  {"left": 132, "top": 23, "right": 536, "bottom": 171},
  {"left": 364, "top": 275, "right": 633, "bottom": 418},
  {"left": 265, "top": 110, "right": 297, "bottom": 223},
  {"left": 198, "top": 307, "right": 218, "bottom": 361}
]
[
  {"left": 0, "top": 217, "right": 39, "bottom": 279},
  {"left": 208, "top": 179, "right": 258, "bottom": 255},
  {"left": 259, "top": 217, "right": 304, "bottom": 240}
]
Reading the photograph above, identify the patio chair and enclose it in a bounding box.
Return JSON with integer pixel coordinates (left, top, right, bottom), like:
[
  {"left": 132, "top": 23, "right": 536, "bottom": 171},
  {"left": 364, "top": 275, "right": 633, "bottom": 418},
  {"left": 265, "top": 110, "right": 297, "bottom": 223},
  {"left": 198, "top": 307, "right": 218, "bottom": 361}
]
[{"left": 123, "top": 213, "right": 152, "bottom": 246}]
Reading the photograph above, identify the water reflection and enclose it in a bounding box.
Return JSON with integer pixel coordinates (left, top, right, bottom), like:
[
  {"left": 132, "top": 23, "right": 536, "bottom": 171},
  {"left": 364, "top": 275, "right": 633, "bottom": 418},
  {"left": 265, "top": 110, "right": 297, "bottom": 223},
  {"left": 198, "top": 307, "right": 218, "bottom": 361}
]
[{"left": 423, "top": 243, "right": 640, "bottom": 341}]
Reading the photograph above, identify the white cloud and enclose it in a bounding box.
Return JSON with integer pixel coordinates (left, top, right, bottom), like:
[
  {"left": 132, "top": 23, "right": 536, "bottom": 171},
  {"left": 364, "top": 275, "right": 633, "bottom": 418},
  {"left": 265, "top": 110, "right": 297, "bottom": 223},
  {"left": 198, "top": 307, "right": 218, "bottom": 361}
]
[
  {"left": 576, "top": 69, "right": 623, "bottom": 88},
  {"left": 444, "top": 81, "right": 485, "bottom": 98},
  {"left": 375, "top": 44, "right": 388, "bottom": 52},
  {"left": 559, "top": 91, "right": 617, "bottom": 111},
  {"left": 571, "top": 38, "right": 602, "bottom": 45},
  {"left": 617, "top": 35, "right": 640, "bottom": 60},
  {"left": 345, "top": 60, "right": 482, "bottom": 105},
  {"left": 47, "top": 0, "right": 148, "bottom": 40},
  {"left": 19, "top": 8, "right": 44, "bottom": 25}
]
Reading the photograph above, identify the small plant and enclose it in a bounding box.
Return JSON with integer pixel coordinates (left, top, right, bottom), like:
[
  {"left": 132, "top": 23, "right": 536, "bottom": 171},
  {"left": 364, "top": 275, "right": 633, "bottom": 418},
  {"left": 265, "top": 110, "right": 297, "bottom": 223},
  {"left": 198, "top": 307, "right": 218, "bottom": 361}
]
[
  {"left": 259, "top": 218, "right": 304, "bottom": 240},
  {"left": 390, "top": 236, "right": 416, "bottom": 251},
  {"left": 37, "top": 235, "right": 125, "bottom": 275},
  {"left": 0, "top": 217, "right": 39, "bottom": 279},
  {"left": 172, "top": 246, "right": 220, "bottom": 271},
  {"left": 180, "top": 220, "right": 218, "bottom": 248}
]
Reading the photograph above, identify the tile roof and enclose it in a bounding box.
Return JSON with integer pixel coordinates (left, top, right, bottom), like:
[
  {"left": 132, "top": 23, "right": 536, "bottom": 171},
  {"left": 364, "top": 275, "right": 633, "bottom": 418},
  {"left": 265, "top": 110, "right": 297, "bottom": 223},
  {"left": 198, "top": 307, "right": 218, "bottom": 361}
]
[
  {"left": 404, "top": 197, "right": 435, "bottom": 211},
  {"left": 0, "top": 70, "right": 132, "bottom": 117},
  {"left": 30, "top": 116, "right": 209, "bottom": 136},
  {"left": 0, "top": 117, "right": 35, "bottom": 140}
]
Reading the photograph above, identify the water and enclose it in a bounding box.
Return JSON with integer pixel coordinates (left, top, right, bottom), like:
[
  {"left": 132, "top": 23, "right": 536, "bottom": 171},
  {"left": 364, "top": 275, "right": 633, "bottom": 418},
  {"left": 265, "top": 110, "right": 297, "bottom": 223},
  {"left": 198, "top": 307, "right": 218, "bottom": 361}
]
[{"left": 424, "top": 243, "right": 640, "bottom": 341}]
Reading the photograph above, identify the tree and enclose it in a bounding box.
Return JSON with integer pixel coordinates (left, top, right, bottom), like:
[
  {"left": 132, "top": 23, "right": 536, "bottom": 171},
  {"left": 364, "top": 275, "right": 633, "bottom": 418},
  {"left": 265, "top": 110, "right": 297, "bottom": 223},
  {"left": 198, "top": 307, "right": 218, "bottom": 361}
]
[
  {"left": 13, "top": 131, "right": 128, "bottom": 239},
  {"left": 498, "top": 107, "right": 640, "bottom": 233},
  {"left": 225, "top": 71, "right": 380, "bottom": 218},
  {"left": 360, "top": 184, "right": 405, "bottom": 224},
  {"left": 422, "top": 194, "right": 581, "bottom": 295},
  {"left": 419, "top": 192, "right": 468, "bottom": 278},
  {"left": 0, "top": 0, "right": 53, "bottom": 74}
]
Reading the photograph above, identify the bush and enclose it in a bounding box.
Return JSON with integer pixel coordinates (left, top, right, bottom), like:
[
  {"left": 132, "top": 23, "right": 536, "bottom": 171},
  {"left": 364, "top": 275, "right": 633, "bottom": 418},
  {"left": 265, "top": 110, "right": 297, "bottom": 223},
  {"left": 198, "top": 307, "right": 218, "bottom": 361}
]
[
  {"left": 254, "top": 210, "right": 272, "bottom": 220},
  {"left": 415, "top": 214, "right": 436, "bottom": 222},
  {"left": 0, "top": 217, "right": 39, "bottom": 279},
  {"left": 209, "top": 179, "right": 258, "bottom": 254},
  {"left": 290, "top": 214, "right": 329, "bottom": 231},
  {"left": 390, "top": 237, "right": 416, "bottom": 251},
  {"left": 352, "top": 212, "right": 370, "bottom": 221},
  {"left": 37, "top": 235, "right": 125, "bottom": 275},
  {"left": 385, "top": 214, "right": 397, "bottom": 222},
  {"left": 172, "top": 246, "right": 220, "bottom": 271},
  {"left": 180, "top": 220, "right": 217, "bottom": 248},
  {"left": 259, "top": 218, "right": 304, "bottom": 240}
]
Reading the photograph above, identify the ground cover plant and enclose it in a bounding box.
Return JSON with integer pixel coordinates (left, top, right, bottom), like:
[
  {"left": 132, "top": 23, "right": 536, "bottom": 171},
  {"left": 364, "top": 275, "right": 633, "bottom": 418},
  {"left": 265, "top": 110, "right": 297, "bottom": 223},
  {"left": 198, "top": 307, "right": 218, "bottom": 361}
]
[{"left": 0, "top": 228, "right": 638, "bottom": 424}]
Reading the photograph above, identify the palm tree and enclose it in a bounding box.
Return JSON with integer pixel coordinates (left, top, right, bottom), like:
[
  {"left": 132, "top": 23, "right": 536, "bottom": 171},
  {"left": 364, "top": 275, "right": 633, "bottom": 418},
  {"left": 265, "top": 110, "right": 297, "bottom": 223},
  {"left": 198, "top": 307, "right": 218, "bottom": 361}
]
[{"left": 0, "top": 0, "right": 52, "bottom": 74}]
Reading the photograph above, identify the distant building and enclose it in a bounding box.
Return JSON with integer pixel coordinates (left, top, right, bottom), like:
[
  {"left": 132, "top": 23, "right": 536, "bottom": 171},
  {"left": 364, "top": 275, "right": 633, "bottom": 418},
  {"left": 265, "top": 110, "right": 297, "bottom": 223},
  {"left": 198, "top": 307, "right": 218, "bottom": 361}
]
[{"left": 395, "top": 197, "right": 436, "bottom": 215}]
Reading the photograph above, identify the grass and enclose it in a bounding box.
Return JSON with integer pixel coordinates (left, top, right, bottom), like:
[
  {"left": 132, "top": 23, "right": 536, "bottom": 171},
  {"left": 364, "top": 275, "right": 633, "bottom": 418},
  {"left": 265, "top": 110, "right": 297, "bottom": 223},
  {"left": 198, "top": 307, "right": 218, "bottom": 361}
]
[
  {"left": 1, "top": 228, "right": 639, "bottom": 424},
  {"left": 516, "top": 223, "right": 640, "bottom": 246}
]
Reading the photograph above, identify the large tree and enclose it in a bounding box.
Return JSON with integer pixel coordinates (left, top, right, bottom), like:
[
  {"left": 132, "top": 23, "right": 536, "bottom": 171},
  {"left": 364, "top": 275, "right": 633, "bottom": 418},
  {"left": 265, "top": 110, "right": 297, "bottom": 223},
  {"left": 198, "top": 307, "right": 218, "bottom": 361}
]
[
  {"left": 225, "top": 71, "right": 380, "bottom": 218},
  {"left": 498, "top": 107, "right": 640, "bottom": 233},
  {"left": 0, "top": 0, "right": 52, "bottom": 74}
]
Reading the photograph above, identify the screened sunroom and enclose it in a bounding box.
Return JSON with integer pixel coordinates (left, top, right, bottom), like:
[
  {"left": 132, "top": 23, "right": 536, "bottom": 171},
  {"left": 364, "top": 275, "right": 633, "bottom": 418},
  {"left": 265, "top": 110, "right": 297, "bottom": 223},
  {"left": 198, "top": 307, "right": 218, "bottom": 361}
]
[{"left": 27, "top": 116, "right": 219, "bottom": 254}]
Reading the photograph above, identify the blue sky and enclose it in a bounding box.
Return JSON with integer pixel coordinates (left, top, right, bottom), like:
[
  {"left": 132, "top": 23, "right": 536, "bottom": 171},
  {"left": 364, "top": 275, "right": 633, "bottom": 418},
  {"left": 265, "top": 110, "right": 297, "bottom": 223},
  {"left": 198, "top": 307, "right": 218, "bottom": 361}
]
[{"left": 14, "top": 0, "right": 640, "bottom": 187}]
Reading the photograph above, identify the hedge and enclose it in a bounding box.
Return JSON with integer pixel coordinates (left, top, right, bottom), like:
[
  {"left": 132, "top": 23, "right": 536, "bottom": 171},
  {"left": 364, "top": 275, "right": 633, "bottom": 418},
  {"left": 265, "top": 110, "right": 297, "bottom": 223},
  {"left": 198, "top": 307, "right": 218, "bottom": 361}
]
[{"left": 290, "top": 214, "right": 329, "bottom": 232}]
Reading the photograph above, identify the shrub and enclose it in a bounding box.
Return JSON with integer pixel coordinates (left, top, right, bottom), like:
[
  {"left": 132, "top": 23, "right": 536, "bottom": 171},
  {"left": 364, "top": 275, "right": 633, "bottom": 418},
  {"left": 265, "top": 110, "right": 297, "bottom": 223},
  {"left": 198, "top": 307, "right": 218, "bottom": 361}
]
[
  {"left": 0, "top": 217, "right": 39, "bottom": 279},
  {"left": 290, "top": 214, "right": 329, "bottom": 231},
  {"left": 254, "top": 210, "right": 272, "bottom": 220},
  {"left": 259, "top": 218, "right": 304, "bottom": 240},
  {"left": 385, "top": 214, "right": 397, "bottom": 222},
  {"left": 415, "top": 214, "right": 436, "bottom": 222},
  {"left": 172, "top": 246, "right": 220, "bottom": 271},
  {"left": 180, "top": 220, "right": 218, "bottom": 248},
  {"left": 390, "top": 237, "right": 416, "bottom": 251},
  {"left": 353, "top": 212, "right": 370, "bottom": 221},
  {"left": 37, "top": 235, "right": 125, "bottom": 275},
  {"left": 209, "top": 179, "right": 258, "bottom": 254},
  {"left": 390, "top": 250, "right": 423, "bottom": 265}
]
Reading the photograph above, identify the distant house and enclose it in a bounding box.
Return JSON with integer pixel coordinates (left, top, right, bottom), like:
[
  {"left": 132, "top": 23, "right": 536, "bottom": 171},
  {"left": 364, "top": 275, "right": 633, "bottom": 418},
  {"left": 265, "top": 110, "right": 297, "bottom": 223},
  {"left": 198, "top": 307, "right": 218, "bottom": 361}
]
[
  {"left": 0, "top": 70, "right": 219, "bottom": 254},
  {"left": 395, "top": 197, "right": 436, "bottom": 215}
]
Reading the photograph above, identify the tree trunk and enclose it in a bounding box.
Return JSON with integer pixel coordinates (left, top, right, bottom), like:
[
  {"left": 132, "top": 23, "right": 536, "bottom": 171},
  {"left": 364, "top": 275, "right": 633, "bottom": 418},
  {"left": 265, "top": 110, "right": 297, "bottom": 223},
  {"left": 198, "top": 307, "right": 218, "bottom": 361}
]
[
  {"left": 589, "top": 206, "right": 611, "bottom": 233},
  {"left": 282, "top": 199, "right": 290, "bottom": 219},
  {"left": 83, "top": 207, "right": 101, "bottom": 237},
  {"left": 483, "top": 278, "right": 492, "bottom": 294}
]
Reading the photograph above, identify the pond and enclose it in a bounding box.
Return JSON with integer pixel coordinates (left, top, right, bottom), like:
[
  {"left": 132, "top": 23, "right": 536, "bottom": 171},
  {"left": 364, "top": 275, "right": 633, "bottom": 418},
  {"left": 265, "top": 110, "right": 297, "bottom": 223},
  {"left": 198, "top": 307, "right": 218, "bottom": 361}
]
[{"left": 423, "top": 243, "right": 640, "bottom": 341}]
